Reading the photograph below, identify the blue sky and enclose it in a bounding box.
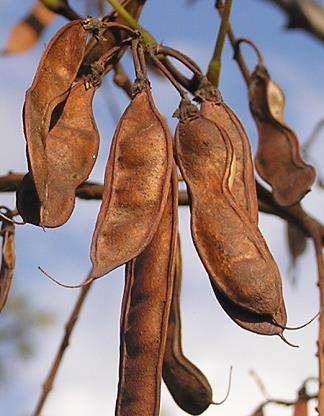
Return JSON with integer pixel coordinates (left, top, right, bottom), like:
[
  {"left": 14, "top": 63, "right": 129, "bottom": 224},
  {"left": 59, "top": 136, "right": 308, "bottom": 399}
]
[{"left": 1, "top": 0, "right": 324, "bottom": 415}]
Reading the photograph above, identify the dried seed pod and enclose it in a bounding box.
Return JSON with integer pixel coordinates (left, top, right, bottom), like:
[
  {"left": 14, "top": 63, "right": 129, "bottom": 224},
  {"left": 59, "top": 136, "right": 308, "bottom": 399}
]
[
  {"left": 115, "top": 166, "right": 178, "bottom": 416},
  {"left": 90, "top": 80, "right": 173, "bottom": 279},
  {"left": 212, "top": 283, "right": 287, "bottom": 338},
  {"left": 0, "top": 220, "right": 15, "bottom": 312},
  {"left": 80, "top": 0, "right": 146, "bottom": 75},
  {"left": 163, "top": 235, "right": 213, "bottom": 415},
  {"left": 174, "top": 100, "right": 283, "bottom": 317},
  {"left": 249, "top": 64, "right": 315, "bottom": 207},
  {"left": 23, "top": 19, "right": 88, "bottom": 218},
  {"left": 287, "top": 222, "right": 307, "bottom": 273},
  {"left": 18, "top": 81, "right": 100, "bottom": 227},
  {"left": 1, "top": 1, "right": 55, "bottom": 55}
]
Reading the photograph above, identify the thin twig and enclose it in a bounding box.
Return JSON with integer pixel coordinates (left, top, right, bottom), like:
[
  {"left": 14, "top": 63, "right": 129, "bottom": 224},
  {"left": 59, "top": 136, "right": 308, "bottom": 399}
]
[
  {"left": 207, "top": 0, "right": 232, "bottom": 86},
  {"left": 32, "top": 276, "right": 93, "bottom": 416}
]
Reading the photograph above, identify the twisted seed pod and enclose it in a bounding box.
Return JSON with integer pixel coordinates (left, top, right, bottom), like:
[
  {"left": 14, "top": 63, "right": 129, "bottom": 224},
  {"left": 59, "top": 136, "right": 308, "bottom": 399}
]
[
  {"left": 115, "top": 165, "right": 178, "bottom": 416},
  {"left": 22, "top": 19, "right": 88, "bottom": 219},
  {"left": 163, "top": 235, "right": 213, "bottom": 415},
  {"left": 249, "top": 65, "right": 315, "bottom": 207},
  {"left": 198, "top": 82, "right": 258, "bottom": 224},
  {"left": 174, "top": 101, "right": 283, "bottom": 318},
  {"left": 90, "top": 80, "right": 173, "bottom": 279},
  {"left": 17, "top": 81, "right": 99, "bottom": 227},
  {"left": 0, "top": 220, "right": 15, "bottom": 313}
]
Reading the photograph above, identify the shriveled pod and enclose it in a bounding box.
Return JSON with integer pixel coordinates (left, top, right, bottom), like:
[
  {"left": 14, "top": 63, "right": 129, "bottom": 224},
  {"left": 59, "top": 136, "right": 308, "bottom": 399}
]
[
  {"left": 249, "top": 63, "right": 315, "bottom": 206},
  {"left": 197, "top": 80, "right": 258, "bottom": 224},
  {"left": 115, "top": 166, "right": 178, "bottom": 416},
  {"left": 80, "top": 0, "right": 146, "bottom": 75},
  {"left": 163, "top": 235, "right": 213, "bottom": 415},
  {"left": 23, "top": 19, "right": 88, "bottom": 219},
  {"left": 1, "top": 1, "right": 55, "bottom": 55},
  {"left": 17, "top": 80, "right": 100, "bottom": 227},
  {"left": 174, "top": 99, "right": 284, "bottom": 318},
  {"left": 90, "top": 79, "right": 173, "bottom": 279},
  {"left": 0, "top": 219, "right": 15, "bottom": 312}
]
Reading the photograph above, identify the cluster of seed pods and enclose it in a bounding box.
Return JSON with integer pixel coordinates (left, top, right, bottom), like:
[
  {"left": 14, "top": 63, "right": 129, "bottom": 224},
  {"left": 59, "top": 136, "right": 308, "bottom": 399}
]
[{"left": 7, "top": 3, "right": 317, "bottom": 414}]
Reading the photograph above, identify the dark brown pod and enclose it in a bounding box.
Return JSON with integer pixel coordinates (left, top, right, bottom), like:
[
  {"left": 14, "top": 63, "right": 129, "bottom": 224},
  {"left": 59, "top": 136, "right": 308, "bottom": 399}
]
[
  {"left": 249, "top": 65, "right": 315, "bottom": 207},
  {"left": 115, "top": 165, "right": 178, "bottom": 416},
  {"left": 1, "top": 1, "right": 55, "bottom": 55},
  {"left": 163, "top": 236, "right": 213, "bottom": 415},
  {"left": 23, "top": 19, "right": 88, "bottom": 216},
  {"left": 174, "top": 103, "right": 283, "bottom": 317},
  {"left": 90, "top": 81, "right": 173, "bottom": 279},
  {"left": 293, "top": 387, "right": 308, "bottom": 416},
  {"left": 198, "top": 82, "right": 258, "bottom": 224},
  {"left": 0, "top": 220, "right": 15, "bottom": 313},
  {"left": 287, "top": 222, "right": 307, "bottom": 272},
  {"left": 18, "top": 81, "right": 99, "bottom": 227},
  {"left": 80, "top": 0, "right": 146, "bottom": 75}
]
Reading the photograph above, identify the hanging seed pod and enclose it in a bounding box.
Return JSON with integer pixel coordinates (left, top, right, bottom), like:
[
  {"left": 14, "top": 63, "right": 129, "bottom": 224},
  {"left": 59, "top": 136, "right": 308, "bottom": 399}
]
[
  {"left": 197, "top": 79, "right": 258, "bottom": 224},
  {"left": 80, "top": 0, "right": 146, "bottom": 75},
  {"left": 90, "top": 79, "right": 173, "bottom": 279},
  {"left": 0, "top": 219, "right": 15, "bottom": 313},
  {"left": 1, "top": 1, "right": 55, "bottom": 55},
  {"left": 163, "top": 235, "right": 213, "bottom": 415},
  {"left": 115, "top": 166, "right": 178, "bottom": 416},
  {"left": 174, "top": 99, "right": 284, "bottom": 318},
  {"left": 17, "top": 80, "right": 100, "bottom": 227},
  {"left": 286, "top": 222, "right": 307, "bottom": 277},
  {"left": 212, "top": 284, "right": 287, "bottom": 338},
  {"left": 22, "top": 19, "right": 88, "bottom": 223},
  {"left": 248, "top": 63, "right": 315, "bottom": 207}
]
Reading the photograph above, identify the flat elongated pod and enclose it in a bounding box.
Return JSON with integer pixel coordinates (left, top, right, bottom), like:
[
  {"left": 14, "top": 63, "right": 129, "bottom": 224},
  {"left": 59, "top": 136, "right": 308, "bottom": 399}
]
[
  {"left": 163, "top": 236, "right": 213, "bottom": 415},
  {"left": 249, "top": 65, "right": 315, "bottom": 207},
  {"left": 80, "top": 0, "right": 146, "bottom": 74},
  {"left": 198, "top": 83, "right": 258, "bottom": 224},
  {"left": 0, "top": 220, "right": 15, "bottom": 313},
  {"left": 1, "top": 1, "right": 55, "bottom": 55},
  {"left": 175, "top": 110, "right": 283, "bottom": 317},
  {"left": 211, "top": 282, "right": 287, "bottom": 337},
  {"left": 24, "top": 20, "right": 87, "bottom": 210},
  {"left": 90, "top": 81, "right": 173, "bottom": 279},
  {"left": 17, "top": 81, "right": 99, "bottom": 227},
  {"left": 115, "top": 166, "right": 178, "bottom": 416}
]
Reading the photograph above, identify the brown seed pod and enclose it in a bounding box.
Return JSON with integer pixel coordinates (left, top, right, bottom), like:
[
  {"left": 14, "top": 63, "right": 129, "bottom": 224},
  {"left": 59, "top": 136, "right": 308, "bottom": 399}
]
[
  {"left": 80, "top": 0, "right": 146, "bottom": 75},
  {"left": 211, "top": 283, "right": 287, "bottom": 338},
  {"left": 1, "top": 1, "right": 55, "bottom": 55},
  {"left": 23, "top": 19, "right": 88, "bottom": 219},
  {"left": 198, "top": 83, "right": 258, "bottom": 224},
  {"left": 17, "top": 80, "right": 100, "bottom": 227},
  {"left": 174, "top": 100, "right": 283, "bottom": 318},
  {"left": 0, "top": 219, "right": 15, "bottom": 313},
  {"left": 249, "top": 64, "right": 315, "bottom": 207},
  {"left": 90, "top": 80, "right": 173, "bottom": 279},
  {"left": 287, "top": 222, "right": 307, "bottom": 275},
  {"left": 163, "top": 235, "right": 213, "bottom": 415},
  {"left": 115, "top": 165, "right": 178, "bottom": 416}
]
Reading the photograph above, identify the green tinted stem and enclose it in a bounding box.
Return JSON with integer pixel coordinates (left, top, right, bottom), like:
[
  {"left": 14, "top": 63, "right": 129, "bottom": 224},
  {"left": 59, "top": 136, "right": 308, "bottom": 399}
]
[
  {"left": 207, "top": 0, "right": 232, "bottom": 87},
  {"left": 106, "top": 0, "right": 156, "bottom": 45}
]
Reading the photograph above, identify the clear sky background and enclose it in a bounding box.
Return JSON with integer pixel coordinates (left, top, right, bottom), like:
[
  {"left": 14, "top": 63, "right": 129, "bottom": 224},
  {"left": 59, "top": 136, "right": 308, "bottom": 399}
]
[{"left": 1, "top": 0, "right": 324, "bottom": 415}]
